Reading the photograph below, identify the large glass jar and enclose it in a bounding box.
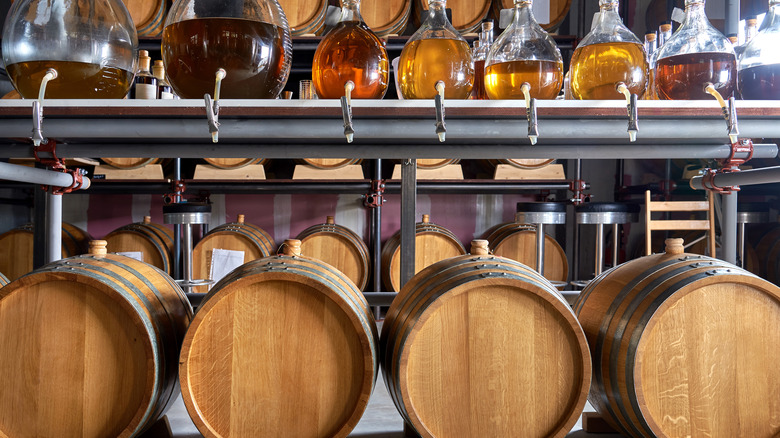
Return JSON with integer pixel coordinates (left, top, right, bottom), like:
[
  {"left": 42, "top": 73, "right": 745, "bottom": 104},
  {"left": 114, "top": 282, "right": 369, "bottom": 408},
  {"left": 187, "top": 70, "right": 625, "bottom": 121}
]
[
  {"left": 738, "top": 0, "right": 780, "bottom": 99},
  {"left": 484, "top": 0, "right": 563, "bottom": 100},
  {"left": 2, "top": 0, "right": 138, "bottom": 99},
  {"left": 312, "top": 0, "right": 389, "bottom": 99},
  {"left": 161, "top": 0, "right": 292, "bottom": 99},
  {"left": 397, "top": 0, "right": 474, "bottom": 99},
  {"left": 568, "top": 0, "right": 648, "bottom": 99},
  {"left": 655, "top": 0, "right": 736, "bottom": 99}
]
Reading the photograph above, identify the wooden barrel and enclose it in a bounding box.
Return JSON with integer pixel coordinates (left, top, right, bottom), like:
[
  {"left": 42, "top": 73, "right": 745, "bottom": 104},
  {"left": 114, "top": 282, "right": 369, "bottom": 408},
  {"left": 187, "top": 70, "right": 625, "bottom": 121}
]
[
  {"left": 492, "top": 0, "right": 573, "bottom": 32},
  {"left": 296, "top": 216, "right": 370, "bottom": 291},
  {"left": 0, "top": 272, "right": 8, "bottom": 287},
  {"left": 573, "top": 238, "right": 780, "bottom": 438},
  {"left": 192, "top": 214, "right": 276, "bottom": 292},
  {"left": 754, "top": 223, "right": 780, "bottom": 282},
  {"left": 180, "top": 239, "right": 378, "bottom": 438},
  {"left": 363, "top": 0, "right": 412, "bottom": 36},
  {"left": 485, "top": 158, "right": 557, "bottom": 169},
  {"left": 482, "top": 221, "right": 568, "bottom": 282},
  {"left": 278, "top": 0, "right": 328, "bottom": 36},
  {"left": 100, "top": 157, "right": 162, "bottom": 169},
  {"left": 392, "top": 158, "right": 460, "bottom": 169},
  {"left": 0, "top": 222, "right": 92, "bottom": 280},
  {"left": 122, "top": 0, "right": 166, "bottom": 37},
  {"left": 203, "top": 157, "right": 269, "bottom": 169},
  {"left": 298, "top": 158, "right": 362, "bottom": 169},
  {"left": 104, "top": 216, "right": 174, "bottom": 274},
  {"left": 381, "top": 239, "right": 590, "bottom": 437},
  {"left": 415, "top": 0, "right": 492, "bottom": 34},
  {"left": 0, "top": 240, "right": 192, "bottom": 438},
  {"left": 381, "top": 214, "right": 467, "bottom": 292}
]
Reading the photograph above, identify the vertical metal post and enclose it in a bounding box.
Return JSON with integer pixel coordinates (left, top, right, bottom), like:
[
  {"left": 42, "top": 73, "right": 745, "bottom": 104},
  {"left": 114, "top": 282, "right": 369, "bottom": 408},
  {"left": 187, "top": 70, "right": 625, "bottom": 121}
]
[
  {"left": 738, "top": 222, "right": 746, "bottom": 268},
  {"left": 612, "top": 223, "right": 619, "bottom": 269},
  {"left": 721, "top": 191, "right": 738, "bottom": 264},
  {"left": 45, "top": 191, "right": 62, "bottom": 264},
  {"left": 182, "top": 223, "right": 193, "bottom": 293},
  {"left": 400, "top": 159, "right": 417, "bottom": 288},
  {"left": 595, "top": 223, "right": 604, "bottom": 276},
  {"left": 33, "top": 185, "right": 47, "bottom": 269},
  {"left": 372, "top": 159, "right": 383, "bottom": 293},
  {"left": 173, "top": 158, "right": 182, "bottom": 280},
  {"left": 725, "top": 0, "right": 740, "bottom": 37},
  {"left": 535, "top": 223, "right": 545, "bottom": 274},
  {"left": 572, "top": 159, "right": 582, "bottom": 281}
]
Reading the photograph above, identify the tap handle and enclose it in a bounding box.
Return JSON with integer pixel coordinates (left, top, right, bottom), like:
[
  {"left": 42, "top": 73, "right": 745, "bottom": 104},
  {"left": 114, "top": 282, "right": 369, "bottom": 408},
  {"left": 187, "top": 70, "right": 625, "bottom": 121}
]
[{"left": 434, "top": 81, "right": 446, "bottom": 142}]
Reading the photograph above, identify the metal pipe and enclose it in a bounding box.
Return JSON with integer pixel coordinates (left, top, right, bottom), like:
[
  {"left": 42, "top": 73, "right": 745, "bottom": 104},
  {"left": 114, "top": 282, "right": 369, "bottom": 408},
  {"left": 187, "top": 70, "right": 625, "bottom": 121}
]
[
  {"left": 721, "top": 192, "right": 737, "bottom": 264},
  {"left": 182, "top": 224, "right": 193, "bottom": 292},
  {"left": 45, "top": 192, "right": 62, "bottom": 264},
  {"left": 726, "top": 0, "right": 740, "bottom": 37},
  {"left": 690, "top": 166, "right": 780, "bottom": 189},
  {"left": 0, "top": 161, "right": 90, "bottom": 189},
  {"left": 573, "top": 159, "right": 582, "bottom": 282},
  {"left": 612, "top": 223, "right": 619, "bottom": 269},
  {"left": 400, "top": 159, "right": 416, "bottom": 288},
  {"left": 595, "top": 223, "right": 604, "bottom": 276},
  {"left": 173, "top": 158, "right": 182, "bottom": 280},
  {"left": 738, "top": 222, "right": 746, "bottom": 268},
  {"left": 535, "top": 223, "right": 545, "bottom": 274},
  {"left": 372, "top": 158, "right": 383, "bottom": 294}
]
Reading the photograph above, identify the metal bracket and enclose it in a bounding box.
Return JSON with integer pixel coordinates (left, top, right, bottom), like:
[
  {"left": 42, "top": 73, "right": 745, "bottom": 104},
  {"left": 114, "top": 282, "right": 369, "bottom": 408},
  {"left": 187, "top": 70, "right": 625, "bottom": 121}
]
[
  {"left": 163, "top": 179, "right": 187, "bottom": 204},
  {"left": 569, "top": 179, "right": 589, "bottom": 204},
  {"left": 718, "top": 138, "right": 754, "bottom": 169},
  {"left": 50, "top": 168, "right": 88, "bottom": 195},
  {"left": 363, "top": 179, "right": 386, "bottom": 208},
  {"left": 33, "top": 139, "right": 88, "bottom": 194}
]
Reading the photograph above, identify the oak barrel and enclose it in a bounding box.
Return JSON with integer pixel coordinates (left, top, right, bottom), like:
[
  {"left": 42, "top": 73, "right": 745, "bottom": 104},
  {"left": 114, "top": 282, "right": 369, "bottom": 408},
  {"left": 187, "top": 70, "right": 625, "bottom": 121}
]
[
  {"left": 180, "top": 239, "right": 378, "bottom": 438},
  {"left": 415, "top": 0, "right": 492, "bottom": 34},
  {"left": 104, "top": 216, "right": 174, "bottom": 274},
  {"left": 484, "top": 158, "right": 557, "bottom": 169},
  {"left": 299, "top": 158, "right": 362, "bottom": 169},
  {"left": 0, "top": 240, "right": 192, "bottom": 438},
  {"left": 482, "top": 220, "right": 568, "bottom": 282},
  {"left": 0, "top": 222, "right": 92, "bottom": 280},
  {"left": 100, "top": 157, "right": 162, "bottom": 169},
  {"left": 492, "top": 0, "right": 573, "bottom": 32},
  {"left": 573, "top": 238, "right": 780, "bottom": 438},
  {"left": 203, "top": 157, "right": 269, "bottom": 169},
  {"left": 381, "top": 240, "right": 591, "bottom": 438},
  {"left": 122, "top": 0, "right": 166, "bottom": 37},
  {"left": 296, "top": 216, "right": 370, "bottom": 291},
  {"left": 754, "top": 223, "right": 780, "bottom": 283},
  {"left": 278, "top": 0, "right": 328, "bottom": 35},
  {"left": 381, "top": 214, "right": 467, "bottom": 292},
  {"left": 191, "top": 214, "right": 276, "bottom": 292},
  {"left": 362, "top": 0, "right": 412, "bottom": 36}
]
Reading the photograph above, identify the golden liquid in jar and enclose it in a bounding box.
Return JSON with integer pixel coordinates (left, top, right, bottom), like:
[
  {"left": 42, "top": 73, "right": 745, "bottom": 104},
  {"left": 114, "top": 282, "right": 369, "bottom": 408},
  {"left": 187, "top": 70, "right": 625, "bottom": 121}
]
[
  {"left": 398, "top": 38, "right": 474, "bottom": 99},
  {"left": 484, "top": 59, "right": 564, "bottom": 100},
  {"left": 569, "top": 41, "right": 648, "bottom": 99},
  {"left": 312, "top": 21, "right": 389, "bottom": 99},
  {"left": 472, "top": 59, "right": 488, "bottom": 100},
  {"left": 162, "top": 18, "right": 287, "bottom": 99},
  {"left": 655, "top": 52, "right": 736, "bottom": 100},
  {"left": 5, "top": 60, "right": 133, "bottom": 99}
]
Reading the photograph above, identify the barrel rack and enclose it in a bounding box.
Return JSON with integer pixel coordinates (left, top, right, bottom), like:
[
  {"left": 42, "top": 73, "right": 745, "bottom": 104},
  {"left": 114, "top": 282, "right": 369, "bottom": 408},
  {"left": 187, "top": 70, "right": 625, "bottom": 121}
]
[{"left": 0, "top": 99, "right": 778, "bottom": 302}]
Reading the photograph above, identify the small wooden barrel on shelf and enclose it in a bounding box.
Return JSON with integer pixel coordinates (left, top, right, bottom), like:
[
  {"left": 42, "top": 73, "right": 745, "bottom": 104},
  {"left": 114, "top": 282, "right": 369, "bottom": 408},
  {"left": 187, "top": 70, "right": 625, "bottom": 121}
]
[
  {"left": 296, "top": 216, "right": 370, "bottom": 291},
  {"left": 362, "top": 0, "right": 412, "bottom": 36},
  {"left": 278, "top": 0, "right": 329, "bottom": 35},
  {"left": 484, "top": 158, "right": 557, "bottom": 170},
  {"left": 414, "top": 0, "right": 492, "bottom": 34},
  {"left": 298, "top": 158, "right": 362, "bottom": 169},
  {"left": 180, "top": 239, "right": 378, "bottom": 438},
  {"left": 191, "top": 214, "right": 276, "bottom": 292},
  {"left": 100, "top": 157, "right": 161, "bottom": 169},
  {"left": 0, "top": 240, "right": 192, "bottom": 438},
  {"left": 482, "top": 220, "right": 568, "bottom": 283},
  {"left": 104, "top": 216, "right": 174, "bottom": 274},
  {"left": 573, "top": 238, "right": 780, "bottom": 438},
  {"left": 381, "top": 240, "right": 591, "bottom": 438},
  {"left": 203, "top": 157, "right": 269, "bottom": 169},
  {"left": 491, "top": 0, "right": 573, "bottom": 32},
  {"left": 381, "top": 214, "right": 466, "bottom": 292},
  {"left": 122, "top": 0, "right": 166, "bottom": 37},
  {"left": 0, "top": 222, "right": 92, "bottom": 280},
  {"left": 754, "top": 223, "right": 780, "bottom": 283}
]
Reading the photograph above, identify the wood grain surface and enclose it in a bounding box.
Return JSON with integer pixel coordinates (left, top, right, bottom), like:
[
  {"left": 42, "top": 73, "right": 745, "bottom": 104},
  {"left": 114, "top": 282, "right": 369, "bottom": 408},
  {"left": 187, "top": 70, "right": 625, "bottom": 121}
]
[
  {"left": 381, "top": 247, "right": 590, "bottom": 437},
  {"left": 101, "top": 157, "right": 161, "bottom": 169},
  {"left": 297, "top": 217, "right": 370, "bottom": 290},
  {"left": 493, "top": 0, "right": 573, "bottom": 32},
  {"left": 278, "top": 0, "right": 328, "bottom": 35},
  {"left": 105, "top": 218, "right": 173, "bottom": 274},
  {"left": 362, "top": 0, "right": 411, "bottom": 36},
  {"left": 416, "top": 0, "right": 492, "bottom": 34},
  {"left": 203, "top": 158, "right": 268, "bottom": 169},
  {"left": 299, "top": 158, "right": 363, "bottom": 169},
  {"left": 0, "top": 223, "right": 91, "bottom": 280},
  {"left": 573, "top": 238, "right": 780, "bottom": 438},
  {"left": 180, "top": 243, "right": 377, "bottom": 438},
  {"left": 483, "top": 221, "right": 568, "bottom": 282}
]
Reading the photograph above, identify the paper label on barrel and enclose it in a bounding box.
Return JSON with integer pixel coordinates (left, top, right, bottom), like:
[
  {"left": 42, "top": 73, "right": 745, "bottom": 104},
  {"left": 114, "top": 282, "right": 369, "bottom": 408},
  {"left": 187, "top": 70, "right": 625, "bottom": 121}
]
[
  {"left": 116, "top": 251, "right": 144, "bottom": 261},
  {"left": 209, "top": 248, "right": 245, "bottom": 289},
  {"left": 135, "top": 83, "right": 157, "bottom": 99}
]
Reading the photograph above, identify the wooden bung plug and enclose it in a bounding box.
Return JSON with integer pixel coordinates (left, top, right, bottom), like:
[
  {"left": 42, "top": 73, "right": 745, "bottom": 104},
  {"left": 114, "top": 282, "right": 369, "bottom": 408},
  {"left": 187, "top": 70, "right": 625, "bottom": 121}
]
[
  {"left": 665, "top": 238, "right": 685, "bottom": 255},
  {"left": 89, "top": 240, "right": 108, "bottom": 256},
  {"left": 422, "top": 214, "right": 430, "bottom": 223},
  {"left": 143, "top": 216, "right": 151, "bottom": 224},
  {"left": 282, "top": 239, "right": 302, "bottom": 256},
  {"left": 326, "top": 216, "right": 335, "bottom": 224},
  {"left": 237, "top": 214, "right": 245, "bottom": 224},
  {"left": 470, "top": 239, "right": 489, "bottom": 255}
]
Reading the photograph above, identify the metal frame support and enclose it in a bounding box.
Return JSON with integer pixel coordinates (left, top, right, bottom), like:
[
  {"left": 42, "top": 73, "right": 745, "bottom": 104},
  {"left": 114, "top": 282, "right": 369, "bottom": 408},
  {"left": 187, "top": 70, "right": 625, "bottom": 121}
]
[{"left": 400, "top": 159, "right": 417, "bottom": 288}]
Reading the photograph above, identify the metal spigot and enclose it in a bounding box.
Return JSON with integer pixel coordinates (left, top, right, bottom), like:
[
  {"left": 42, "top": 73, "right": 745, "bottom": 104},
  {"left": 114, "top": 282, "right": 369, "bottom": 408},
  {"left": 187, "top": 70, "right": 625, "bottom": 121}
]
[
  {"left": 520, "top": 82, "right": 539, "bottom": 145},
  {"left": 704, "top": 82, "right": 739, "bottom": 144},
  {"left": 616, "top": 82, "right": 638, "bottom": 142},
  {"left": 32, "top": 68, "right": 57, "bottom": 147},
  {"left": 341, "top": 80, "right": 355, "bottom": 143},
  {"left": 205, "top": 68, "right": 226, "bottom": 143},
  {"left": 434, "top": 81, "right": 446, "bottom": 142}
]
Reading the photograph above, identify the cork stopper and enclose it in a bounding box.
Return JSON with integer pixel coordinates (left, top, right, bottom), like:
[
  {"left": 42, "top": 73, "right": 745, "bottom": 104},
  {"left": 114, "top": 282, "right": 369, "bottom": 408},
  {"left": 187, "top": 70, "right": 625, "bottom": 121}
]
[
  {"left": 422, "top": 214, "right": 430, "bottom": 223},
  {"left": 747, "top": 17, "right": 757, "bottom": 25},
  {"left": 326, "top": 216, "right": 335, "bottom": 224},
  {"left": 281, "top": 239, "right": 302, "bottom": 256},
  {"left": 470, "top": 239, "right": 490, "bottom": 255},
  {"left": 645, "top": 33, "right": 656, "bottom": 42},
  {"left": 660, "top": 23, "right": 672, "bottom": 32},
  {"left": 664, "top": 238, "right": 685, "bottom": 255},
  {"left": 152, "top": 60, "right": 165, "bottom": 81},
  {"left": 143, "top": 216, "right": 151, "bottom": 224},
  {"left": 237, "top": 214, "right": 245, "bottom": 224},
  {"left": 728, "top": 35, "right": 739, "bottom": 44},
  {"left": 89, "top": 240, "right": 108, "bottom": 256},
  {"left": 138, "top": 50, "right": 151, "bottom": 71}
]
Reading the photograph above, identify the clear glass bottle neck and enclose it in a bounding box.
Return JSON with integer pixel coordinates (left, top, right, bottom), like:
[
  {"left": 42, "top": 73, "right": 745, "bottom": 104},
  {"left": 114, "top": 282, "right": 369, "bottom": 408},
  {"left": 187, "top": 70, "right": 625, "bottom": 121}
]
[
  {"left": 681, "top": 0, "right": 708, "bottom": 27},
  {"left": 340, "top": 0, "right": 362, "bottom": 22},
  {"left": 512, "top": 1, "right": 537, "bottom": 29},
  {"left": 762, "top": 2, "right": 780, "bottom": 29}
]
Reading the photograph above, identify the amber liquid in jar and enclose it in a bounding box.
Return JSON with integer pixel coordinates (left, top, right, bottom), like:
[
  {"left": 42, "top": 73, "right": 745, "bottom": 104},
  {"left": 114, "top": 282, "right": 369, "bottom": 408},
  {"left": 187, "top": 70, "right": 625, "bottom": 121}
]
[
  {"left": 484, "top": 60, "right": 564, "bottom": 100},
  {"left": 472, "top": 59, "right": 488, "bottom": 99},
  {"left": 569, "top": 41, "right": 648, "bottom": 99},
  {"left": 398, "top": 38, "right": 474, "bottom": 99},
  {"left": 312, "top": 21, "right": 389, "bottom": 99},
  {"left": 655, "top": 52, "right": 736, "bottom": 99},
  {"left": 738, "top": 64, "right": 780, "bottom": 100},
  {"left": 162, "top": 18, "right": 287, "bottom": 99},
  {"left": 6, "top": 60, "right": 133, "bottom": 99}
]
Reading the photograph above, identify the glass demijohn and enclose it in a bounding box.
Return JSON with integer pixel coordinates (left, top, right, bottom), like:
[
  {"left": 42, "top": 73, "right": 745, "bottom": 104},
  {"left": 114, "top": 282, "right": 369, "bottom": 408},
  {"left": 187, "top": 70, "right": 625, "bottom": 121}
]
[
  {"left": 398, "top": 0, "right": 474, "bottom": 99},
  {"left": 472, "top": 20, "right": 493, "bottom": 100},
  {"left": 738, "top": 0, "right": 780, "bottom": 99},
  {"left": 484, "top": 0, "right": 564, "bottom": 100},
  {"left": 568, "top": 0, "right": 648, "bottom": 99},
  {"left": 161, "top": 0, "right": 292, "bottom": 99},
  {"left": 654, "top": 0, "right": 736, "bottom": 99},
  {"left": 2, "top": 0, "right": 138, "bottom": 99},
  {"left": 312, "top": 0, "right": 389, "bottom": 99}
]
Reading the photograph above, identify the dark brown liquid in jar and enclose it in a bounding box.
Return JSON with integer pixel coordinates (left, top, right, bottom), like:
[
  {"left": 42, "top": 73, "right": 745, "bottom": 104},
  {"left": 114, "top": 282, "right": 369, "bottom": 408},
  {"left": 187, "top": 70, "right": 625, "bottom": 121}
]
[
  {"left": 738, "top": 64, "right": 780, "bottom": 100},
  {"left": 655, "top": 52, "right": 736, "bottom": 100}
]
